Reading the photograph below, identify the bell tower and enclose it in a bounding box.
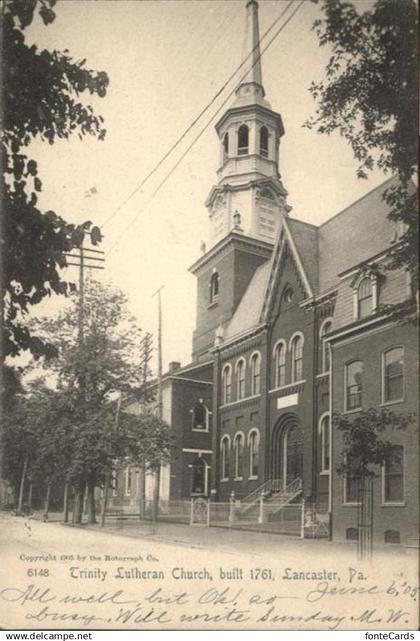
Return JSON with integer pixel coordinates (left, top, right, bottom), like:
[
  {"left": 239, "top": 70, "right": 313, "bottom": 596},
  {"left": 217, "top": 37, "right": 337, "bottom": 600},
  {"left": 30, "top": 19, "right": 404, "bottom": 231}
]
[
  {"left": 190, "top": 0, "right": 290, "bottom": 361},
  {"left": 207, "top": 0, "right": 290, "bottom": 246}
]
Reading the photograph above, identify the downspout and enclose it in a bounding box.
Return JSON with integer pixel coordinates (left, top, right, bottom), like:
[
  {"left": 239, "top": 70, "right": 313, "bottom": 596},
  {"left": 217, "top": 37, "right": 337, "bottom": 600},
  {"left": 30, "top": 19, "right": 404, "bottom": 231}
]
[{"left": 328, "top": 340, "right": 333, "bottom": 540}]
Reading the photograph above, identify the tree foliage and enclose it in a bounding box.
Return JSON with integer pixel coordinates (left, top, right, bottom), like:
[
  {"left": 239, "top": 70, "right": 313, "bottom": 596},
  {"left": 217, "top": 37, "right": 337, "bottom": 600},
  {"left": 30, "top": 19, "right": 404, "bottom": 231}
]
[
  {"left": 333, "top": 407, "right": 413, "bottom": 479},
  {"left": 306, "top": 0, "right": 418, "bottom": 312},
  {"left": 1, "top": 0, "right": 109, "bottom": 360},
  {"left": 5, "top": 279, "right": 176, "bottom": 520}
]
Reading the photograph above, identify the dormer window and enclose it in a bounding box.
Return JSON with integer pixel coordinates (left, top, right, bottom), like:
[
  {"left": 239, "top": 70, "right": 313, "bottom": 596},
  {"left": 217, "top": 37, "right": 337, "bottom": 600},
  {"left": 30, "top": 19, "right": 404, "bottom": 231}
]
[
  {"left": 238, "top": 124, "right": 249, "bottom": 155},
  {"left": 352, "top": 271, "right": 379, "bottom": 319},
  {"left": 357, "top": 278, "right": 373, "bottom": 318},
  {"left": 260, "top": 126, "right": 268, "bottom": 158},
  {"left": 223, "top": 132, "right": 229, "bottom": 160},
  {"left": 210, "top": 271, "right": 219, "bottom": 303}
]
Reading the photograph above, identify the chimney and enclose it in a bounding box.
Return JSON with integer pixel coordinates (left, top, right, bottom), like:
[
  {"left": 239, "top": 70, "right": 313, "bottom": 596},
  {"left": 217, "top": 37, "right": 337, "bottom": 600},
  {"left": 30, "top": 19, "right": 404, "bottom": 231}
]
[{"left": 168, "top": 361, "right": 181, "bottom": 373}]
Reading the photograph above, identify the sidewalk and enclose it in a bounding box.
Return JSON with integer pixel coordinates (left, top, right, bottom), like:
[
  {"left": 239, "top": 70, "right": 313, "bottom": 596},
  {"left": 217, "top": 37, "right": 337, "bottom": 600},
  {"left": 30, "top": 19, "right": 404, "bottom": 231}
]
[{"left": 70, "top": 515, "right": 415, "bottom": 560}]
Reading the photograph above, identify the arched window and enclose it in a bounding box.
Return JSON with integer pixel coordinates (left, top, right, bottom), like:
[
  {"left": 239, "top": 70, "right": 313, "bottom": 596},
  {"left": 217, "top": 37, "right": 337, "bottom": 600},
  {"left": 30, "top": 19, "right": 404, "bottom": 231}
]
[
  {"left": 260, "top": 187, "right": 275, "bottom": 200},
  {"left": 234, "top": 433, "right": 244, "bottom": 479},
  {"left": 345, "top": 360, "right": 363, "bottom": 411},
  {"left": 384, "top": 530, "right": 401, "bottom": 544},
  {"left": 220, "top": 436, "right": 230, "bottom": 481},
  {"left": 192, "top": 400, "right": 208, "bottom": 431},
  {"left": 210, "top": 271, "right": 219, "bottom": 303},
  {"left": 357, "top": 278, "right": 373, "bottom": 318},
  {"left": 320, "top": 319, "right": 332, "bottom": 372},
  {"left": 237, "top": 124, "right": 249, "bottom": 155},
  {"left": 319, "top": 414, "right": 330, "bottom": 473},
  {"left": 248, "top": 429, "right": 259, "bottom": 478},
  {"left": 283, "top": 286, "right": 294, "bottom": 304},
  {"left": 382, "top": 347, "right": 404, "bottom": 403},
  {"left": 250, "top": 352, "right": 261, "bottom": 395},
  {"left": 260, "top": 126, "right": 268, "bottom": 158},
  {"left": 291, "top": 334, "right": 304, "bottom": 382},
  {"left": 346, "top": 527, "right": 358, "bottom": 541},
  {"left": 223, "top": 132, "right": 229, "bottom": 160},
  {"left": 222, "top": 364, "right": 232, "bottom": 405},
  {"left": 274, "top": 340, "right": 286, "bottom": 388},
  {"left": 236, "top": 358, "right": 246, "bottom": 400}
]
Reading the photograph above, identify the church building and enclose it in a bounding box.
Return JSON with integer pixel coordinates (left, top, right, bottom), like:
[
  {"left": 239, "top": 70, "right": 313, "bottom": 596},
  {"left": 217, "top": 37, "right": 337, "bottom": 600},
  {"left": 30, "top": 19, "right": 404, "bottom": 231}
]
[{"left": 122, "top": 0, "right": 418, "bottom": 547}]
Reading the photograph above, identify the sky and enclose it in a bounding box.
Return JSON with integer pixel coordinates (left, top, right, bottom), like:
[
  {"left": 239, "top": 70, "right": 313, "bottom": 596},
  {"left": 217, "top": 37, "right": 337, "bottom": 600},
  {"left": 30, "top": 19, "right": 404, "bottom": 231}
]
[{"left": 26, "top": 0, "right": 387, "bottom": 372}]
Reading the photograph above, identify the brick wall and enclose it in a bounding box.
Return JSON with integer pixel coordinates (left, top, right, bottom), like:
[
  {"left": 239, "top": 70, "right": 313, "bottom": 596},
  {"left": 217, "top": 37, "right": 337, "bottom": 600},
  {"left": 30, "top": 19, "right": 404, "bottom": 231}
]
[{"left": 331, "top": 322, "right": 419, "bottom": 545}]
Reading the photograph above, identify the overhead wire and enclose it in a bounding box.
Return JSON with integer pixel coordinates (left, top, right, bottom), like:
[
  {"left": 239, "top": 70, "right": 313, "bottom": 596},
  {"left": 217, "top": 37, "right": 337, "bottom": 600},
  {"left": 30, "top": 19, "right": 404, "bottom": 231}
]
[
  {"left": 107, "top": 0, "right": 305, "bottom": 255},
  {"left": 101, "top": 0, "right": 295, "bottom": 230}
]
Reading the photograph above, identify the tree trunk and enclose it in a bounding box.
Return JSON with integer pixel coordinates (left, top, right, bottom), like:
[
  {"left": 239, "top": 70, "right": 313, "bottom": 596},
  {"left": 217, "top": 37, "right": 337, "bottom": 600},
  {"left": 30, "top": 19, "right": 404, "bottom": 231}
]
[
  {"left": 44, "top": 482, "right": 51, "bottom": 520},
  {"left": 151, "top": 466, "right": 160, "bottom": 530},
  {"left": 73, "top": 486, "right": 83, "bottom": 524},
  {"left": 138, "top": 462, "right": 146, "bottom": 520},
  {"left": 82, "top": 482, "right": 88, "bottom": 516},
  {"left": 100, "top": 473, "right": 110, "bottom": 528},
  {"left": 27, "top": 482, "right": 33, "bottom": 512},
  {"left": 87, "top": 479, "right": 97, "bottom": 524},
  {"left": 17, "top": 457, "right": 28, "bottom": 514},
  {"left": 63, "top": 481, "right": 69, "bottom": 523}
]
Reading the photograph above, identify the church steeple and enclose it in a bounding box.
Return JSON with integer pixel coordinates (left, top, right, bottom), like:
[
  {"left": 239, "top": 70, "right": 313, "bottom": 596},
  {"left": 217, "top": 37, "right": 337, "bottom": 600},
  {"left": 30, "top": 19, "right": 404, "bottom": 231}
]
[
  {"left": 205, "top": 0, "right": 290, "bottom": 246},
  {"left": 237, "top": 0, "right": 264, "bottom": 99}
]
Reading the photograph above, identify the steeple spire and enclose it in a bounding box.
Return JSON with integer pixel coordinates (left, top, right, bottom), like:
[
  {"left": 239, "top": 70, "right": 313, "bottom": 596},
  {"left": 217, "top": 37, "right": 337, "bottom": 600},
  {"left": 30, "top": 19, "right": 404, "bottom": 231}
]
[{"left": 237, "top": 0, "right": 265, "bottom": 100}]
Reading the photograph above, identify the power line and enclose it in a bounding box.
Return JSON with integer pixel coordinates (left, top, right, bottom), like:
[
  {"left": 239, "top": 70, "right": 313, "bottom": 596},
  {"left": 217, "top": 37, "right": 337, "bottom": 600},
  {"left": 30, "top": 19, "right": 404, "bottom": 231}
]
[
  {"left": 102, "top": 0, "right": 295, "bottom": 230},
  {"left": 107, "top": 0, "right": 305, "bottom": 256}
]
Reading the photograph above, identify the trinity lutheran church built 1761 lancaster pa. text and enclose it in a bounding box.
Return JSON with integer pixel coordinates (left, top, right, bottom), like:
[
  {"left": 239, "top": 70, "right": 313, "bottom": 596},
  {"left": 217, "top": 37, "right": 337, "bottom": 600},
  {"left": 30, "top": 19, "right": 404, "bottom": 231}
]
[{"left": 110, "top": 0, "right": 418, "bottom": 548}]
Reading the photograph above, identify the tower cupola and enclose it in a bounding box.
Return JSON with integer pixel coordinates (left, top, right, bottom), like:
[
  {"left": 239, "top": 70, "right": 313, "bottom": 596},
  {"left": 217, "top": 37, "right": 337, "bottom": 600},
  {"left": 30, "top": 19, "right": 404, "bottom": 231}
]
[{"left": 206, "top": 0, "right": 290, "bottom": 246}]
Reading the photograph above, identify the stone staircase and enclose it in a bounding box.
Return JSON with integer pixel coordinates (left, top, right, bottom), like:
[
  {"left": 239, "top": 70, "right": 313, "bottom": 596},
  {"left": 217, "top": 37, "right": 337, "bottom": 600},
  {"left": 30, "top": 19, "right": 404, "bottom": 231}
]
[{"left": 238, "top": 477, "right": 303, "bottom": 523}]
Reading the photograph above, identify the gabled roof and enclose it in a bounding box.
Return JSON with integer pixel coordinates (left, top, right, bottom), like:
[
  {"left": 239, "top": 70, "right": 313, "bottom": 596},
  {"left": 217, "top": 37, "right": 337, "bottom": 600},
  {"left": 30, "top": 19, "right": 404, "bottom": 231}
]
[
  {"left": 224, "top": 261, "right": 271, "bottom": 340},
  {"left": 224, "top": 215, "right": 315, "bottom": 341}
]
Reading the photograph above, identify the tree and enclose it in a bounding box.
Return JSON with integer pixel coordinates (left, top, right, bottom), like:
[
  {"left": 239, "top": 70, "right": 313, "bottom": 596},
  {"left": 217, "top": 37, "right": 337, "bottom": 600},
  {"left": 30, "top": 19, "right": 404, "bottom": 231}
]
[
  {"left": 2, "top": 378, "right": 73, "bottom": 514},
  {"left": 31, "top": 278, "right": 144, "bottom": 522},
  {"left": 333, "top": 407, "right": 413, "bottom": 556},
  {"left": 306, "top": 0, "right": 418, "bottom": 317},
  {"left": 30, "top": 279, "right": 176, "bottom": 525},
  {"left": 126, "top": 411, "right": 177, "bottom": 521},
  {"left": 1, "top": 0, "right": 108, "bottom": 362}
]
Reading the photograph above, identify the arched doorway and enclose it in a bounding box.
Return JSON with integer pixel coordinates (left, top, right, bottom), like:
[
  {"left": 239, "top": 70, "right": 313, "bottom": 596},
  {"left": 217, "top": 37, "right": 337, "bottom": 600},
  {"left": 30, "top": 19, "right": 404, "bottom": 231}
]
[
  {"left": 271, "top": 414, "right": 303, "bottom": 488},
  {"left": 191, "top": 457, "right": 207, "bottom": 495}
]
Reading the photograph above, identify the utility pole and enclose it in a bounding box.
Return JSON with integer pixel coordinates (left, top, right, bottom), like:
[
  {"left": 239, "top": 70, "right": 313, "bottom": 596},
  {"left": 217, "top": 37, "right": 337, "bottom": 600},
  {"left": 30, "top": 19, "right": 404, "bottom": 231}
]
[
  {"left": 138, "top": 332, "right": 153, "bottom": 520},
  {"left": 152, "top": 286, "right": 164, "bottom": 420},
  {"left": 63, "top": 235, "right": 105, "bottom": 525},
  {"left": 139, "top": 332, "right": 154, "bottom": 412},
  {"left": 151, "top": 286, "right": 164, "bottom": 527}
]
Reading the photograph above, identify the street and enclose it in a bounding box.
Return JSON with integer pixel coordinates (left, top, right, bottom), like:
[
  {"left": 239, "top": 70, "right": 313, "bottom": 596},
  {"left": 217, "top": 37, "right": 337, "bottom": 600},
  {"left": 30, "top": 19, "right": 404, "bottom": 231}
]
[{"left": 0, "top": 512, "right": 418, "bottom": 630}]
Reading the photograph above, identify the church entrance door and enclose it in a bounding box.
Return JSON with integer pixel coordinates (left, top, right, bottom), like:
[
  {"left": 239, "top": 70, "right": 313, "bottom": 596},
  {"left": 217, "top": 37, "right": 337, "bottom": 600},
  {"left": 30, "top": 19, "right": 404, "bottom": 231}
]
[{"left": 271, "top": 414, "right": 303, "bottom": 490}]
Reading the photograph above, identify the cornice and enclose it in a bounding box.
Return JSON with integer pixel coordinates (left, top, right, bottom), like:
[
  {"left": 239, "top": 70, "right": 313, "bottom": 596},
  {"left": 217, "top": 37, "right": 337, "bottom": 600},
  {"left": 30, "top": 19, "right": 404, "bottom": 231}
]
[
  {"left": 219, "top": 394, "right": 261, "bottom": 413},
  {"left": 189, "top": 232, "right": 273, "bottom": 274},
  {"left": 215, "top": 103, "right": 284, "bottom": 137},
  {"left": 205, "top": 176, "right": 287, "bottom": 208},
  {"left": 326, "top": 313, "right": 392, "bottom": 344}
]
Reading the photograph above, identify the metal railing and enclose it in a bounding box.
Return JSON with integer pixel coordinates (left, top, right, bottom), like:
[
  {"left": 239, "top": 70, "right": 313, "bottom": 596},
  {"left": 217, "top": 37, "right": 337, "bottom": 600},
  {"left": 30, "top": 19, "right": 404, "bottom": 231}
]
[{"left": 241, "top": 478, "right": 283, "bottom": 507}]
